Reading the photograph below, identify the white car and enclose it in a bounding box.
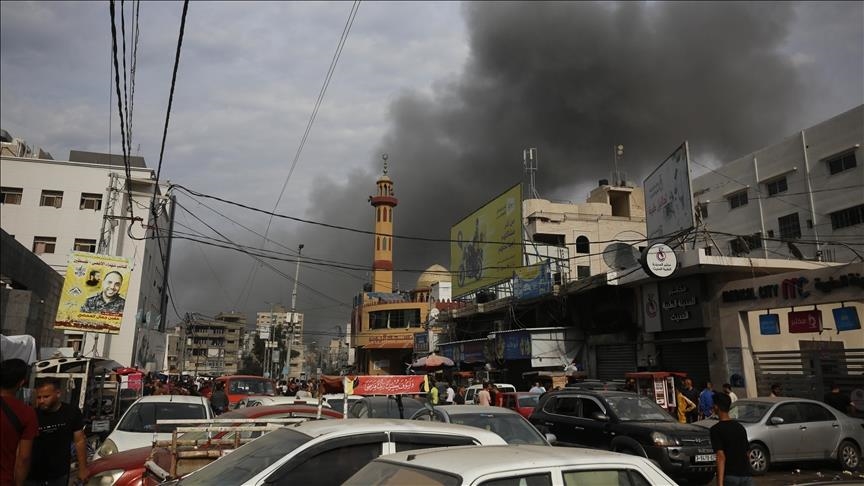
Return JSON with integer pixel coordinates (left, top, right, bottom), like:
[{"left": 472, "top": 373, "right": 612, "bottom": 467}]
[
  {"left": 167, "top": 418, "right": 509, "bottom": 485},
  {"left": 464, "top": 383, "right": 516, "bottom": 404},
  {"left": 344, "top": 444, "right": 679, "bottom": 486},
  {"left": 234, "top": 396, "right": 328, "bottom": 409},
  {"left": 94, "top": 395, "right": 213, "bottom": 459}
]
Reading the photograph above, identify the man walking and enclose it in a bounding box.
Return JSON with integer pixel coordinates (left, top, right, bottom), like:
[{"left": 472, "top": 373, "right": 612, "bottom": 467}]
[
  {"left": 444, "top": 383, "right": 455, "bottom": 405},
  {"left": 722, "top": 383, "right": 738, "bottom": 403},
  {"left": 682, "top": 378, "right": 699, "bottom": 423},
  {"left": 529, "top": 382, "right": 546, "bottom": 394},
  {"left": 710, "top": 392, "right": 752, "bottom": 486},
  {"left": 26, "top": 378, "right": 88, "bottom": 486},
  {"left": 476, "top": 383, "right": 491, "bottom": 406},
  {"left": 699, "top": 382, "right": 715, "bottom": 420},
  {"left": 1, "top": 359, "right": 38, "bottom": 486}
]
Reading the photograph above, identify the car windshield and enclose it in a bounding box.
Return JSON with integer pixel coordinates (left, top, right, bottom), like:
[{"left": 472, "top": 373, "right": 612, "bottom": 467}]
[
  {"left": 344, "top": 462, "right": 460, "bottom": 486},
  {"left": 178, "top": 428, "right": 311, "bottom": 485},
  {"left": 449, "top": 413, "right": 547, "bottom": 445},
  {"left": 117, "top": 402, "right": 207, "bottom": 433},
  {"left": 228, "top": 379, "right": 274, "bottom": 395},
  {"left": 517, "top": 395, "right": 539, "bottom": 408},
  {"left": 605, "top": 395, "right": 674, "bottom": 422},
  {"left": 729, "top": 402, "right": 773, "bottom": 423}
]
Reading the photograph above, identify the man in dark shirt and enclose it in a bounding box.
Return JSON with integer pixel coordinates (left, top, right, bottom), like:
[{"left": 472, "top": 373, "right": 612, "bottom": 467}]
[
  {"left": 682, "top": 378, "right": 700, "bottom": 423},
  {"left": 1, "top": 359, "right": 39, "bottom": 486},
  {"left": 710, "top": 392, "right": 752, "bottom": 486},
  {"left": 26, "top": 378, "right": 88, "bottom": 486},
  {"left": 80, "top": 271, "right": 126, "bottom": 313},
  {"left": 824, "top": 383, "right": 851, "bottom": 414}
]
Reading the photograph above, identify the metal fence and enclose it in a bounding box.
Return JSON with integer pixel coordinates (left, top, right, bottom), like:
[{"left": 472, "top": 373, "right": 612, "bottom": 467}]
[{"left": 753, "top": 348, "right": 864, "bottom": 399}]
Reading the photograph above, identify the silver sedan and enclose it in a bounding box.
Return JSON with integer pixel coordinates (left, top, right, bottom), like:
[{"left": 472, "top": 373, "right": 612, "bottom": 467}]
[{"left": 698, "top": 397, "right": 863, "bottom": 474}]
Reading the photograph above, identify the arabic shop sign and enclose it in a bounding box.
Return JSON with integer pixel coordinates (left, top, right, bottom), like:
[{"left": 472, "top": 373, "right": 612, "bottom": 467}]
[
  {"left": 788, "top": 310, "right": 822, "bottom": 333},
  {"left": 659, "top": 276, "right": 704, "bottom": 330},
  {"left": 722, "top": 273, "right": 863, "bottom": 304},
  {"left": 414, "top": 332, "right": 429, "bottom": 354}
]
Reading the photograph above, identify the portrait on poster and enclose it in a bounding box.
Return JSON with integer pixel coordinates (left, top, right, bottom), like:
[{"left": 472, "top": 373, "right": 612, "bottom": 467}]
[{"left": 55, "top": 252, "right": 132, "bottom": 334}]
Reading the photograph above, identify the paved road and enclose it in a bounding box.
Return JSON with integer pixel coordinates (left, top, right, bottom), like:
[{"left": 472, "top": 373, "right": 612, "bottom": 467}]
[{"left": 753, "top": 462, "right": 864, "bottom": 485}]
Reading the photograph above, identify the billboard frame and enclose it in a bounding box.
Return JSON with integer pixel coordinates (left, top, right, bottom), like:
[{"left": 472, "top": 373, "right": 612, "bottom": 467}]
[{"left": 644, "top": 141, "right": 696, "bottom": 242}]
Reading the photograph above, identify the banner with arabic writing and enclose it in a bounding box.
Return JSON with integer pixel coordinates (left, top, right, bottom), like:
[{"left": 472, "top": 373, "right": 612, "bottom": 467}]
[
  {"left": 345, "top": 375, "right": 430, "bottom": 396},
  {"left": 55, "top": 252, "right": 132, "bottom": 334},
  {"left": 658, "top": 276, "right": 705, "bottom": 330}
]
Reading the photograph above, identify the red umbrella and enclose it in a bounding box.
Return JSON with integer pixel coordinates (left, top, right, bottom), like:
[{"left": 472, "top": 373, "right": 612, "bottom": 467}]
[{"left": 412, "top": 353, "right": 455, "bottom": 368}]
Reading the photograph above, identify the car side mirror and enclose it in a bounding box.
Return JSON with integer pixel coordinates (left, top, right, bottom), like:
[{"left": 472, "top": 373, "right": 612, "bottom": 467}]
[
  {"left": 545, "top": 433, "right": 557, "bottom": 444},
  {"left": 769, "top": 416, "right": 785, "bottom": 425},
  {"left": 590, "top": 412, "right": 610, "bottom": 422}
]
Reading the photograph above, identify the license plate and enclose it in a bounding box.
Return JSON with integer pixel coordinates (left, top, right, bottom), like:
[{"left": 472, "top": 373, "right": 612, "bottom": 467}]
[{"left": 695, "top": 454, "right": 716, "bottom": 463}]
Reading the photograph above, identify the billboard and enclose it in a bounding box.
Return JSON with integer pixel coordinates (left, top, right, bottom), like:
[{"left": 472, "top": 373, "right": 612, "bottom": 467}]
[
  {"left": 644, "top": 142, "right": 695, "bottom": 242},
  {"left": 450, "top": 184, "right": 522, "bottom": 296},
  {"left": 55, "top": 252, "right": 132, "bottom": 334},
  {"left": 513, "top": 263, "right": 552, "bottom": 300}
]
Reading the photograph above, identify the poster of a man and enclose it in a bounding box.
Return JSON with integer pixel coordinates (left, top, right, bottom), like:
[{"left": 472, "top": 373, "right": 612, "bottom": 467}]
[
  {"left": 55, "top": 252, "right": 131, "bottom": 334},
  {"left": 80, "top": 271, "right": 126, "bottom": 313}
]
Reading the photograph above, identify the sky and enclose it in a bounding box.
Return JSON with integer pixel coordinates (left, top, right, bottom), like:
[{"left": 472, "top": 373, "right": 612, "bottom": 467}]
[{"left": 2, "top": 1, "right": 862, "bottom": 343}]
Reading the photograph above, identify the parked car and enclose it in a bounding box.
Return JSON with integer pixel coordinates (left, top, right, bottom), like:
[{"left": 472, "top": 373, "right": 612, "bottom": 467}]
[
  {"left": 499, "top": 392, "right": 540, "bottom": 419},
  {"left": 695, "top": 397, "right": 863, "bottom": 474},
  {"left": 84, "top": 404, "right": 343, "bottom": 486},
  {"left": 409, "top": 405, "right": 551, "bottom": 446},
  {"left": 530, "top": 389, "right": 715, "bottom": 484},
  {"left": 201, "top": 375, "right": 276, "bottom": 405},
  {"left": 94, "top": 395, "right": 213, "bottom": 460},
  {"left": 233, "top": 396, "right": 327, "bottom": 409},
  {"left": 348, "top": 395, "right": 426, "bottom": 419},
  {"left": 165, "top": 419, "right": 510, "bottom": 486},
  {"left": 464, "top": 383, "right": 516, "bottom": 405},
  {"left": 321, "top": 393, "right": 363, "bottom": 413},
  {"left": 344, "top": 444, "right": 678, "bottom": 486}
]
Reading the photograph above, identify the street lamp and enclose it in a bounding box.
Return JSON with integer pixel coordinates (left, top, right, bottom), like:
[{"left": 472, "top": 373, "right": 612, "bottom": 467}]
[{"left": 284, "top": 244, "right": 303, "bottom": 379}]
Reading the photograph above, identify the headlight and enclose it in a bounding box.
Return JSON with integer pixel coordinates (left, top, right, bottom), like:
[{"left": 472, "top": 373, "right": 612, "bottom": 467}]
[
  {"left": 96, "top": 439, "right": 118, "bottom": 457},
  {"left": 651, "top": 432, "right": 680, "bottom": 446},
  {"left": 86, "top": 469, "right": 124, "bottom": 486}
]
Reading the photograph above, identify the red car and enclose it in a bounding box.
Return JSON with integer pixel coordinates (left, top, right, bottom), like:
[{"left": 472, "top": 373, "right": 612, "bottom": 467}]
[
  {"left": 200, "top": 375, "right": 277, "bottom": 405},
  {"left": 84, "top": 404, "right": 343, "bottom": 486},
  {"left": 499, "top": 392, "right": 541, "bottom": 419}
]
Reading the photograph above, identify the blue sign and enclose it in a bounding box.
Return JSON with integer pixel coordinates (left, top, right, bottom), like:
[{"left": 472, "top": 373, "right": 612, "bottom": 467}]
[
  {"left": 759, "top": 314, "right": 780, "bottom": 335},
  {"left": 497, "top": 331, "right": 531, "bottom": 360},
  {"left": 513, "top": 263, "right": 552, "bottom": 300},
  {"left": 833, "top": 307, "right": 861, "bottom": 332},
  {"left": 414, "top": 332, "right": 429, "bottom": 354}
]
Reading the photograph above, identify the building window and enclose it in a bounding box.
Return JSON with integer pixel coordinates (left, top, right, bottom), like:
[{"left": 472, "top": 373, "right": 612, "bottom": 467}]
[
  {"left": 765, "top": 177, "right": 788, "bottom": 196},
  {"left": 80, "top": 193, "right": 103, "bottom": 210},
  {"left": 74, "top": 238, "right": 97, "bottom": 253},
  {"left": 830, "top": 204, "right": 864, "bottom": 230},
  {"left": 696, "top": 202, "right": 708, "bottom": 219},
  {"left": 32, "top": 236, "right": 57, "bottom": 255},
  {"left": 729, "top": 233, "right": 763, "bottom": 254},
  {"left": 369, "top": 309, "right": 421, "bottom": 329},
  {"left": 826, "top": 151, "right": 857, "bottom": 175},
  {"left": 575, "top": 236, "right": 590, "bottom": 254},
  {"left": 727, "top": 190, "right": 748, "bottom": 209},
  {"left": 1, "top": 187, "right": 23, "bottom": 204},
  {"left": 576, "top": 266, "right": 591, "bottom": 279},
  {"left": 40, "top": 190, "right": 64, "bottom": 208},
  {"left": 778, "top": 213, "right": 801, "bottom": 240}
]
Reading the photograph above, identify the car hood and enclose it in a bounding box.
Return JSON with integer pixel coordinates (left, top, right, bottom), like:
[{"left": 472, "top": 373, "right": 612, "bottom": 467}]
[
  {"left": 615, "top": 420, "right": 709, "bottom": 437},
  {"left": 87, "top": 446, "right": 151, "bottom": 476},
  {"left": 107, "top": 429, "right": 173, "bottom": 453}
]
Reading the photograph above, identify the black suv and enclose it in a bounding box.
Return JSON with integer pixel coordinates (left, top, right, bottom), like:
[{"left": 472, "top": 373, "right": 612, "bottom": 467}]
[{"left": 530, "top": 389, "right": 715, "bottom": 484}]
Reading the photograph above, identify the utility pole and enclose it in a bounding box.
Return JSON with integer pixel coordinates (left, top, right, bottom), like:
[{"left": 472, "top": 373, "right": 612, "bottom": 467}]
[{"left": 284, "top": 244, "right": 303, "bottom": 379}]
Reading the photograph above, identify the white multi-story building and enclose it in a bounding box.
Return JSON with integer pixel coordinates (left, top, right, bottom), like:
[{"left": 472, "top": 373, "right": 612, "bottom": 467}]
[
  {"left": 1, "top": 147, "right": 172, "bottom": 370},
  {"left": 255, "top": 306, "right": 305, "bottom": 378},
  {"left": 691, "top": 105, "right": 863, "bottom": 263}
]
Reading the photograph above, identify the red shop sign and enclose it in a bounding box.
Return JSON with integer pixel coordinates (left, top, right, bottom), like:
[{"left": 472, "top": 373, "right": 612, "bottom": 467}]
[{"left": 788, "top": 310, "right": 822, "bottom": 333}]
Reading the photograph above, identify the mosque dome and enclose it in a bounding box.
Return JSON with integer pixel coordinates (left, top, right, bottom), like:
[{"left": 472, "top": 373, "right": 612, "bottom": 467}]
[{"left": 416, "top": 264, "right": 451, "bottom": 289}]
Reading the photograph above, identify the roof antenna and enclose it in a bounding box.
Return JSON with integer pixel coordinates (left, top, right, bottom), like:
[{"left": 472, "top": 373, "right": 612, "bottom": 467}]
[{"left": 523, "top": 148, "right": 539, "bottom": 199}]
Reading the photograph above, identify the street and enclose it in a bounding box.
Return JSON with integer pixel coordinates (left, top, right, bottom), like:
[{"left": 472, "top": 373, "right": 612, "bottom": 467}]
[{"left": 753, "top": 463, "right": 864, "bottom": 486}]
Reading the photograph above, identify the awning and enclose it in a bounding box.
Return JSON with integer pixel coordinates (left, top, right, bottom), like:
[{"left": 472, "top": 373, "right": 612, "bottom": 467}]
[{"left": 363, "top": 342, "right": 413, "bottom": 349}]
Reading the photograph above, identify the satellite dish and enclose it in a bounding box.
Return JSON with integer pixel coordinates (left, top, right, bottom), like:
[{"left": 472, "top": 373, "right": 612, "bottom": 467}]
[
  {"left": 788, "top": 241, "right": 804, "bottom": 260},
  {"left": 602, "top": 243, "right": 641, "bottom": 270}
]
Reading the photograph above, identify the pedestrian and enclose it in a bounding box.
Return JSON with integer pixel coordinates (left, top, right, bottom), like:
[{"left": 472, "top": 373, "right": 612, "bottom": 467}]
[
  {"left": 476, "top": 383, "right": 491, "bottom": 406},
  {"left": 676, "top": 386, "right": 696, "bottom": 424},
  {"left": 454, "top": 386, "right": 466, "bottom": 405},
  {"left": 489, "top": 384, "right": 499, "bottom": 407},
  {"left": 27, "top": 377, "right": 89, "bottom": 486},
  {"left": 698, "top": 382, "right": 714, "bottom": 420},
  {"left": 210, "top": 382, "right": 228, "bottom": 415},
  {"left": 1, "top": 359, "right": 38, "bottom": 486},
  {"left": 529, "top": 382, "right": 546, "bottom": 394},
  {"left": 823, "top": 383, "right": 851, "bottom": 414},
  {"left": 682, "top": 378, "right": 699, "bottom": 423},
  {"left": 445, "top": 383, "right": 455, "bottom": 405},
  {"left": 429, "top": 383, "right": 439, "bottom": 405},
  {"left": 769, "top": 383, "right": 782, "bottom": 398},
  {"left": 710, "top": 392, "right": 753, "bottom": 486},
  {"left": 722, "top": 383, "right": 738, "bottom": 403}
]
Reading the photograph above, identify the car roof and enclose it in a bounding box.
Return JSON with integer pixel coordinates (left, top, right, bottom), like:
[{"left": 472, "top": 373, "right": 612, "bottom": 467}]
[
  {"left": 221, "top": 404, "right": 342, "bottom": 419},
  {"left": 134, "top": 394, "right": 208, "bottom": 404},
  {"left": 467, "top": 383, "right": 514, "bottom": 388},
  {"left": 433, "top": 405, "right": 520, "bottom": 416},
  {"left": 376, "top": 444, "right": 655, "bottom": 476},
  {"left": 287, "top": 418, "right": 508, "bottom": 444},
  {"left": 547, "top": 389, "right": 635, "bottom": 397}
]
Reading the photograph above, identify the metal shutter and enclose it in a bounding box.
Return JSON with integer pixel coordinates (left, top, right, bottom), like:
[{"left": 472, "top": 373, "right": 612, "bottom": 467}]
[
  {"left": 595, "top": 344, "right": 637, "bottom": 381},
  {"left": 658, "top": 342, "right": 710, "bottom": 387}
]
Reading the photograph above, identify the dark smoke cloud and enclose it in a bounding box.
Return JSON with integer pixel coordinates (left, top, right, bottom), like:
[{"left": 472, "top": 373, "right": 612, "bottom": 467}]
[{"left": 293, "top": 2, "right": 814, "bottom": 333}]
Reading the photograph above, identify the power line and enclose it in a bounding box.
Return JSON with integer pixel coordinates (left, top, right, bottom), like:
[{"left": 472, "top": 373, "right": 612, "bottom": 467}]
[{"left": 108, "top": 0, "right": 134, "bottom": 219}]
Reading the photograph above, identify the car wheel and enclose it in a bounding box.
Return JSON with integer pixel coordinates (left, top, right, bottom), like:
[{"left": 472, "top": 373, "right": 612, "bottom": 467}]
[
  {"left": 747, "top": 443, "right": 770, "bottom": 475},
  {"left": 837, "top": 440, "right": 861, "bottom": 470}
]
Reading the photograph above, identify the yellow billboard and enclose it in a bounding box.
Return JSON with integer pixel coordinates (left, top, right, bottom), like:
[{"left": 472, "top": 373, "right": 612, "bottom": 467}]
[
  {"left": 450, "top": 183, "right": 523, "bottom": 296},
  {"left": 55, "top": 252, "right": 132, "bottom": 334}
]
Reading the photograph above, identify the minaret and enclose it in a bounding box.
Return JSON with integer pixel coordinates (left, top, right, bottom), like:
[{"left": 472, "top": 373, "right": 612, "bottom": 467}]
[{"left": 369, "top": 154, "right": 398, "bottom": 293}]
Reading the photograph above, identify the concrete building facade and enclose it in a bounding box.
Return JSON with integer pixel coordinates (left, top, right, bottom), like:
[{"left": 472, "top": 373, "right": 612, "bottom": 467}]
[
  {"left": 1, "top": 148, "right": 172, "bottom": 369},
  {"left": 182, "top": 312, "right": 244, "bottom": 376}
]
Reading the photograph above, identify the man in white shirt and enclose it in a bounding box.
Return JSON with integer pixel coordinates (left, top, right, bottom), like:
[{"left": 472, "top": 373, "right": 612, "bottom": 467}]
[
  {"left": 477, "top": 383, "right": 492, "bottom": 406},
  {"left": 723, "top": 383, "right": 738, "bottom": 402},
  {"left": 445, "top": 383, "right": 455, "bottom": 404},
  {"left": 529, "top": 382, "right": 546, "bottom": 394}
]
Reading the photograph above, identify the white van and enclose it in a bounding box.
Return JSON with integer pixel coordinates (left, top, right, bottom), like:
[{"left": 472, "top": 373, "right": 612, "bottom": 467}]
[{"left": 464, "top": 383, "right": 516, "bottom": 405}]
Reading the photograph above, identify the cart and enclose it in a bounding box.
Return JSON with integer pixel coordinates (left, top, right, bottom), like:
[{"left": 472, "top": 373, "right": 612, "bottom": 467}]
[{"left": 624, "top": 371, "right": 687, "bottom": 414}]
